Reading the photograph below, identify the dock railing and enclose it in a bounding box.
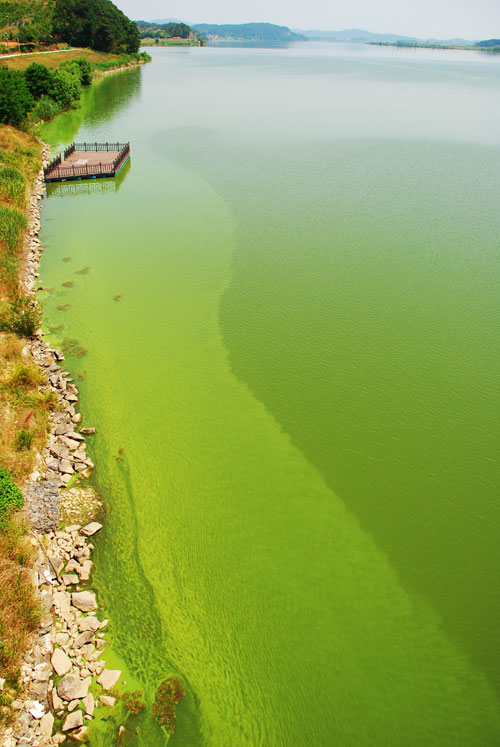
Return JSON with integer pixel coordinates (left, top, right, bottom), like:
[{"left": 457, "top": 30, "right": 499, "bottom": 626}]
[{"left": 43, "top": 142, "right": 130, "bottom": 182}]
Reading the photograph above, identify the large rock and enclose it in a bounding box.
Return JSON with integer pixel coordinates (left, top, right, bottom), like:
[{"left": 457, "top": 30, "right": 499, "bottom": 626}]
[
  {"left": 97, "top": 669, "right": 121, "bottom": 691},
  {"left": 74, "top": 630, "right": 94, "bottom": 649},
  {"left": 81, "top": 522, "right": 102, "bottom": 537},
  {"left": 71, "top": 591, "right": 97, "bottom": 612},
  {"left": 77, "top": 616, "right": 100, "bottom": 633},
  {"left": 62, "top": 710, "right": 83, "bottom": 732},
  {"left": 40, "top": 711, "right": 54, "bottom": 738},
  {"left": 82, "top": 693, "right": 94, "bottom": 716},
  {"left": 59, "top": 459, "right": 74, "bottom": 475},
  {"left": 51, "top": 648, "right": 72, "bottom": 676},
  {"left": 57, "top": 674, "right": 90, "bottom": 701}
]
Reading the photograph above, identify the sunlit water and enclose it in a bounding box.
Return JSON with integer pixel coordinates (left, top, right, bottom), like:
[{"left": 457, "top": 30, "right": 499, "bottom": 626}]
[{"left": 39, "top": 43, "right": 500, "bottom": 745}]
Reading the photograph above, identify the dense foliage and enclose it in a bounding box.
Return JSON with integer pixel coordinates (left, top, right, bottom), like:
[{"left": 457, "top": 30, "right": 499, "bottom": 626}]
[
  {"left": 136, "top": 20, "right": 193, "bottom": 40},
  {"left": 0, "top": 466, "right": 24, "bottom": 528},
  {"left": 0, "top": 0, "right": 53, "bottom": 45},
  {"left": 52, "top": 0, "right": 140, "bottom": 53},
  {"left": 0, "top": 68, "right": 34, "bottom": 126},
  {"left": 1, "top": 0, "right": 140, "bottom": 51},
  {"left": 192, "top": 22, "right": 306, "bottom": 42},
  {"left": 0, "top": 57, "right": 97, "bottom": 125}
]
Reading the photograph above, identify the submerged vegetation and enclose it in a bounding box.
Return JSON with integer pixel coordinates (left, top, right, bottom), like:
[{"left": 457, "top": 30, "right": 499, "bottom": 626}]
[{"left": 152, "top": 676, "right": 186, "bottom": 735}]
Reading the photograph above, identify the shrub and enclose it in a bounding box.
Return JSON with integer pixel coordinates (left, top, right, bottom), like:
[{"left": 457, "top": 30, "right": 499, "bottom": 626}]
[
  {"left": 0, "top": 68, "right": 34, "bottom": 126},
  {"left": 152, "top": 676, "right": 186, "bottom": 735},
  {"left": 23, "top": 64, "right": 54, "bottom": 99},
  {"left": 0, "top": 167, "right": 25, "bottom": 208},
  {"left": 0, "top": 297, "right": 40, "bottom": 338},
  {"left": 31, "top": 95, "right": 62, "bottom": 122},
  {"left": 0, "top": 467, "right": 24, "bottom": 529},
  {"left": 50, "top": 66, "right": 81, "bottom": 108},
  {"left": 15, "top": 430, "right": 34, "bottom": 451},
  {"left": 67, "top": 57, "right": 93, "bottom": 85}
]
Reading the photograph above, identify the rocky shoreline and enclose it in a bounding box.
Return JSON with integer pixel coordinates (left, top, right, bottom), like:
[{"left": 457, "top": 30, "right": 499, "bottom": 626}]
[{"left": 1, "top": 146, "right": 124, "bottom": 746}]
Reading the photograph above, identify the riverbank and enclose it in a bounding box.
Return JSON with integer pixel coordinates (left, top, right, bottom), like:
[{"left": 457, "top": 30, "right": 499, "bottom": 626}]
[
  {"left": 0, "top": 58, "right": 149, "bottom": 744},
  {"left": 0, "top": 142, "right": 128, "bottom": 746}
]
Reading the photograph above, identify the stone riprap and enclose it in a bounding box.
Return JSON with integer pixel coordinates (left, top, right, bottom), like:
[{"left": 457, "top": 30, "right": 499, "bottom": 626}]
[{"left": 0, "top": 146, "right": 121, "bottom": 747}]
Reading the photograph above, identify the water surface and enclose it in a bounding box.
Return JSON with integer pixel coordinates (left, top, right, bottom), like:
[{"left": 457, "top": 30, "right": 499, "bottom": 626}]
[{"left": 40, "top": 44, "right": 500, "bottom": 745}]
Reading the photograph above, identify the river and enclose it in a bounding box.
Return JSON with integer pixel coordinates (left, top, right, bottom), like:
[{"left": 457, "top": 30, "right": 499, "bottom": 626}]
[{"left": 39, "top": 43, "right": 500, "bottom": 745}]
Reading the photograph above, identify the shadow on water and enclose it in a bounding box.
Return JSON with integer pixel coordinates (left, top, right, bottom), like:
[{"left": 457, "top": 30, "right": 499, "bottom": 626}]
[
  {"left": 163, "top": 132, "right": 500, "bottom": 699},
  {"left": 41, "top": 67, "right": 142, "bottom": 148},
  {"left": 45, "top": 158, "right": 131, "bottom": 199}
]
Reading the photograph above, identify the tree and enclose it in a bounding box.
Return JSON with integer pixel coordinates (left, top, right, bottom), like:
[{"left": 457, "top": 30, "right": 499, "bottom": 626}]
[
  {"left": 0, "top": 68, "right": 34, "bottom": 126},
  {"left": 23, "top": 63, "right": 53, "bottom": 99},
  {"left": 50, "top": 65, "right": 81, "bottom": 107},
  {"left": 52, "top": 0, "right": 140, "bottom": 53}
]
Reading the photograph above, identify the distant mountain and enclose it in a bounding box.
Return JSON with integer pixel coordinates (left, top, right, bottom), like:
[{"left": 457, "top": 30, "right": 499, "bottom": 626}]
[
  {"left": 475, "top": 38, "right": 500, "bottom": 47},
  {"left": 295, "top": 28, "right": 417, "bottom": 43},
  {"left": 152, "top": 18, "right": 185, "bottom": 24},
  {"left": 192, "top": 23, "right": 306, "bottom": 42}
]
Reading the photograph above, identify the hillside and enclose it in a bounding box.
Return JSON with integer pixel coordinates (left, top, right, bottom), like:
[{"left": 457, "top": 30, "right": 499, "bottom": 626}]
[
  {"left": 136, "top": 20, "right": 199, "bottom": 42},
  {"left": 0, "top": 0, "right": 140, "bottom": 53},
  {"left": 192, "top": 23, "right": 306, "bottom": 42}
]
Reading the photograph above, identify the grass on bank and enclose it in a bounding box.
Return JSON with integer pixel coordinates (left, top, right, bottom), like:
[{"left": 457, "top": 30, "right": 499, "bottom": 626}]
[
  {"left": 0, "top": 47, "right": 149, "bottom": 73},
  {"left": 0, "top": 125, "right": 55, "bottom": 726}
]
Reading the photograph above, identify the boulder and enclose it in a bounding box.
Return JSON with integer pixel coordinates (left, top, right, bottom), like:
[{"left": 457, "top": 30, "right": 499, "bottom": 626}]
[
  {"left": 51, "top": 648, "right": 72, "bottom": 676},
  {"left": 57, "top": 674, "right": 90, "bottom": 701},
  {"left": 77, "top": 616, "right": 100, "bottom": 633},
  {"left": 82, "top": 693, "right": 94, "bottom": 716},
  {"left": 40, "top": 711, "right": 54, "bottom": 739},
  {"left": 62, "top": 710, "right": 83, "bottom": 732},
  {"left": 59, "top": 459, "right": 74, "bottom": 475},
  {"left": 97, "top": 669, "right": 121, "bottom": 691},
  {"left": 81, "top": 522, "right": 103, "bottom": 537},
  {"left": 71, "top": 591, "right": 97, "bottom": 612},
  {"left": 74, "top": 630, "right": 94, "bottom": 649},
  {"left": 100, "top": 695, "right": 116, "bottom": 707}
]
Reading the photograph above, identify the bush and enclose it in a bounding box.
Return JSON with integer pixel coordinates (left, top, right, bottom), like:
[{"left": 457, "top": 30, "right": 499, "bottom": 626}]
[
  {"left": 0, "top": 167, "right": 26, "bottom": 207},
  {"left": 71, "top": 57, "right": 93, "bottom": 85},
  {"left": 23, "top": 63, "right": 54, "bottom": 99},
  {"left": 50, "top": 66, "right": 81, "bottom": 108},
  {"left": 32, "top": 95, "right": 62, "bottom": 121},
  {"left": 0, "top": 467, "right": 24, "bottom": 529},
  {"left": 0, "top": 68, "right": 34, "bottom": 126},
  {"left": 15, "top": 430, "right": 34, "bottom": 451},
  {"left": 0, "top": 297, "right": 40, "bottom": 338}
]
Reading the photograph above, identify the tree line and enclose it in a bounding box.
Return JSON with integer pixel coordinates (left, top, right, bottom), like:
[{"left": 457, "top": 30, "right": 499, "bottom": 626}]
[{"left": 0, "top": 0, "right": 140, "bottom": 54}]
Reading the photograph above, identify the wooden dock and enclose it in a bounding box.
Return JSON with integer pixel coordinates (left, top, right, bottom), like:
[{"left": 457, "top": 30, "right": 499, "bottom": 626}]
[{"left": 44, "top": 142, "right": 130, "bottom": 183}]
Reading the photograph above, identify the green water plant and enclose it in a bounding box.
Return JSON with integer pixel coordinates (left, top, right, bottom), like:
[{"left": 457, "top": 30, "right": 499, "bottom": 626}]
[{"left": 152, "top": 676, "right": 185, "bottom": 735}]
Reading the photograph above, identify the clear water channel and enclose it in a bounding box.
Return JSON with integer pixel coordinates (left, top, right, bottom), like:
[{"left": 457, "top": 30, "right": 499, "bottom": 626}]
[{"left": 39, "top": 43, "right": 500, "bottom": 746}]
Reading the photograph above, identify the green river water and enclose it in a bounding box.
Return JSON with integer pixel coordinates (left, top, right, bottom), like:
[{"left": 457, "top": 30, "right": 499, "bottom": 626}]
[{"left": 39, "top": 44, "right": 500, "bottom": 745}]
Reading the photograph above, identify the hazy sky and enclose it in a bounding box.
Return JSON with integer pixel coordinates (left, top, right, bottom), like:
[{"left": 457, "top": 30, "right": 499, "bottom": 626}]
[{"left": 117, "top": 0, "right": 500, "bottom": 40}]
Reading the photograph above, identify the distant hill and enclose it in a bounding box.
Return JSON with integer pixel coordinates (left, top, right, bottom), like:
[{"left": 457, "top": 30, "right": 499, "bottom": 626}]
[
  {"left": 136, "top": 20, "right": 195, "bottom": 41},
  {"left": 192, "top": 23, "right": 306, "bottom": 42},
  {"left": 295, "top": 28, "right": 417, "bottom": 43},
  {"left": 475, "top": 38, "right": 500, "bottom": 47}
]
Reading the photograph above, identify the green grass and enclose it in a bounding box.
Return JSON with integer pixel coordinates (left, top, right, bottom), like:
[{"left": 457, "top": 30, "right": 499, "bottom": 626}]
[
  {"left": 0, "top": 205, "right": 27, "bottom": 254},
  {"left": 0, "top": 167, "right": 26, "bottom": 208}
]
